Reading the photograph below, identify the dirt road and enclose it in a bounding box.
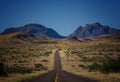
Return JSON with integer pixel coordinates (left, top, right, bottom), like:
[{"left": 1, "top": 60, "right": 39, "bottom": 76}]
[{"left": 25, "top": 50, "right": 99, "bottom": 82}]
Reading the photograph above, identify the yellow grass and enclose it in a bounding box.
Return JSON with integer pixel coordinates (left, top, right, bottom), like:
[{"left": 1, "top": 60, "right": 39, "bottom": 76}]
[
  {"left": 48, "top": 49, "right": 56, "bottom": 70},
  {"left": 0, "top": 44, "right": 55, "bottom": 82},
  {"left": 0, "top": 34, "right": 120, "bottom": 82},
  {"left": 59, "top": 49, "right": 120, "bottom": 82}
]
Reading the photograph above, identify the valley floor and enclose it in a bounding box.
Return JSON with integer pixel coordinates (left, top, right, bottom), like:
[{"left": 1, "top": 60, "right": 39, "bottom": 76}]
[
  {"left": 0, "top": 40, "right": 120, "bottom": 82},
  {"left": 60, "top": 50, "right": 120, "bottom": 82}
]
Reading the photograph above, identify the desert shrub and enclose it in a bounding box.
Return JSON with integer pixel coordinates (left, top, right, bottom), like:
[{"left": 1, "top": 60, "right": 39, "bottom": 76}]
[
  {"left": 78, "top": 64, "right": 85, "bottom": 68},
  {"left": 8, "top": 66, "right": 33, "bottom": 74},
  {"left": 0, "top": 62, "right": 8, "bottom": 77},
  {"left": 82, "top": 56, "right": 87, "bottom": 59},
  {"left": 64, "top": 51, "right": 70, "bottom": 56},
  {"left": 44, "top": 51, "right": 52, "bottom": 56},
  {"left": 100, "top": 58, "right": 120, "bottom": 73},
  {"left": 29, "top": 48, "right": 34, "bottom": 51},
  {"left": 34, "top": 63, "right": 43, "bottom": 68},
  {"left": 88, "top": 63, "right": 100, "bottom": 72},
  {"left": 71, "top": 50, "right": 80, "bottom": 54},
  {"left": 88, "top": 58, "right": 120, "bottom": 73},
  {"left": 72, "top": 65, "right": 75, "bottom": 67},
  {"left": 59, "top": 48, "right": 62, "bottom": 50},
  {"left": 41, "top": 59, "right": 48, "bottom": 62},
  {"left": 34, "top": 63, "right": 47, "bottom": 71}
]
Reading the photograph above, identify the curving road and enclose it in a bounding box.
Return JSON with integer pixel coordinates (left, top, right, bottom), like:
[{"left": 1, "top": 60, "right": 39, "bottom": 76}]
[{"left": 25, "top": 50, "right": 99, "bottom": 82}]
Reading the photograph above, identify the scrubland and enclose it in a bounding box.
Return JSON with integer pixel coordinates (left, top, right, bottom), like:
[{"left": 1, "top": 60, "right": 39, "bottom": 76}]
[
  {"left": 59, "top": 41, "right": 120, "bottom": 82},
  {"left": 0, "top": 36, "right": 120, "bottom": 82},
  {"left": 0, "top": 43, "right": 56, "bottom": 82}
]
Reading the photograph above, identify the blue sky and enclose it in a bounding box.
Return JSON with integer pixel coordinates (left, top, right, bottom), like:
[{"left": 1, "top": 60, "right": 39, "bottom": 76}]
[{"left": 0, "top": 0, "right": 120, "bottom": 36}]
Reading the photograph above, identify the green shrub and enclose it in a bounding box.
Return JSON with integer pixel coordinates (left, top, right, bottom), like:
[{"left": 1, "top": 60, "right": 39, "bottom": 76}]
[
  {"left": 88, "top": 63, "right": 100, "bottom": 72},
  {"left": 100, "top": 58, "right": 120, "bottom": 73},
  {"left": 88, "top": 58, "right": 120, "bottom": 73},
  {"left": 8, "top": 66, "right": 33, "bottom": 74},
  {"left": 0, "top": 62, "right": 8, "bottom": 77},
  {"left": 34, "top": 64, "right": 43, "bottom": 68}
]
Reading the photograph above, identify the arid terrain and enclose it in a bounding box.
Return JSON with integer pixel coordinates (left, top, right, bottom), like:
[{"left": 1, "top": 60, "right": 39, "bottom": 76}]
[
  {"left": 59, "top": 42, "right": 120, "bottom": 82},
  {"left": 0, "top": 32, "right": 120, "bottom": 82},
  {"left": 1, "top": 0, "right": 120, "bottom": 81}
]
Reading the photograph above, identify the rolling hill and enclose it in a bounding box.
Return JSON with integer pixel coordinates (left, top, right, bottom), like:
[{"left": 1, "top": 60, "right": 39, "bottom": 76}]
[
  {"left": 1, "top": 24, "right": 65, "bottom": 39},
  {"left": 0, "top": 32, "right": 57, "bottom": 44}
]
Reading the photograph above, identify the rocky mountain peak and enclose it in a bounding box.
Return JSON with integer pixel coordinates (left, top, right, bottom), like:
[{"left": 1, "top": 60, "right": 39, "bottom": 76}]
[{"left": 69, "top": 22, "right": 120, "bottom": 38}]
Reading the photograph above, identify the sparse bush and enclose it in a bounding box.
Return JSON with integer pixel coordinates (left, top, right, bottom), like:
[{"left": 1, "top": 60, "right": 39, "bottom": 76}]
[
  {"left": 34, "top": 63, "right": 43, "bottom": 68},
  {"left": 44, "top": 51, "right": 52, "bottom": 56},
  {"left": 34, "top": 63, "right": 47, "bottom": 71},
  {"left": 82, "top": 56, "right": 87, "bottom": 59},
  {"left": 41, "top": 60, "right": 48, "bottom": 62},
  {"left": 64, "top": 51, "right": 70, "bottom": 56},
  {"left": 78, "top": 64, "right": 85, "bottom": 68}
]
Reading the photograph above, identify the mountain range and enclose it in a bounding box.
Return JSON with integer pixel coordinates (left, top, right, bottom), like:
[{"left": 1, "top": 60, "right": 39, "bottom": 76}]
[
  {"left": 1, "top": 24, "right": 65, "bottom": 39},
  {"left": 1, "top": 22, "right": 120, "bottom": 39},
  {"left": 69, "top": 22, "right": 120, "bottom": 38}
]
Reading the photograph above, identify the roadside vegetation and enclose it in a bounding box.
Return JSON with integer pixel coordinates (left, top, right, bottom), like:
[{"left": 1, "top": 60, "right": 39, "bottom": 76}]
[
  {"left": 60, "top": 41, "right": 120, "bottom": 82},
  {"left": 0, "top": 43, "right": 55, "bottom": 82},
  {"left": 88, "top": 57, "right": 120, "bottom": 73},
  {"left": 0, "top": 34, "right": 120, "bottom": 82}
]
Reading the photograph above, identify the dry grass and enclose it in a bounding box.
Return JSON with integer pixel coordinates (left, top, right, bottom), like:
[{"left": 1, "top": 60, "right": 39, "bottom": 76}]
[
  {"left": 0, "top": 43, "right": 56, "bottom": 82},
  {"left": 0, "top": 33, "right": 120, "bottom": 82},
  {"left": 59, "top": 41, "right": 120, "bottom": 82},
  {"left": 48, "top": 49, "right": 56, "bottom": 70}
]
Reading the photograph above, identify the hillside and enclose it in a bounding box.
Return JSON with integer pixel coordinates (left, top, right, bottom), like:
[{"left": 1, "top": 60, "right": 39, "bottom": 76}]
[
  {"left": 1, "top": 24, "right": 65, "bottom": 39},
  {"left": 97, "top": 33, "right": 120, "bottom": 42},
  {"left": 69, "top": 22, "right": 120, "bottom": 38},
  {"left": 0, "top": 32, "right": 37, "bottom": 44},
  {"left": 0, "top": 32, "right": 57, "bottom": 44}
]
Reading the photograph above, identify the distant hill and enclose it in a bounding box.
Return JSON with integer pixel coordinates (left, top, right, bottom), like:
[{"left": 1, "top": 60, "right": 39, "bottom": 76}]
[
  {"left": 66, "top": 36, "right": 81, "bottom": 42},
  {"left": 97, "top": 33, "right": 120, "bottom": 42},
  {"left": 1, "top": 24, "right": 65, "bottom": 39},
  {"left": 0, "top": 32, "right": 57, "bottom": 44},
  {"left": 0, "top": 32, "right": 36, "bottom": 44},
  {"left": 69, "top": 22, "right": 120, "bottom": 38}
]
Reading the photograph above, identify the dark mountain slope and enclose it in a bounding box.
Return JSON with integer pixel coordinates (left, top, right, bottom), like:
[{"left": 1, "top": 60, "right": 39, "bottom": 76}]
[
  {"left": 1, "top": 24, "right": 65, "bottom": 39},
  {"left": 69, "top": 22, "right": 120, "bottom": 38},
  {"left": 0, "top": 32, "right": 58, "bottom": 44}
]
